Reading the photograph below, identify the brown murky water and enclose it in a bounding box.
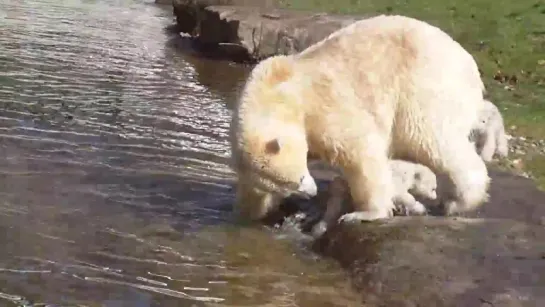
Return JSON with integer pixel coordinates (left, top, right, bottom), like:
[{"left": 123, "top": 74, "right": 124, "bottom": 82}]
[{"left": 0, "top": 1, "right": 361, "bottom": 306}]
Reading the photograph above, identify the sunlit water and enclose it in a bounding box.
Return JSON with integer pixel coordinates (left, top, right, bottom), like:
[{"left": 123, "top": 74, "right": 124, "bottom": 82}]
[{"left": 0, "top": 0, "right": 360, "bottom": 306}]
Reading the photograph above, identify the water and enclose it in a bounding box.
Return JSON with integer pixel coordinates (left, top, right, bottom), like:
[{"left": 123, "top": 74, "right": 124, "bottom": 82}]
[{"left": 0, "top": 0, "right": 360, "bottom": 305}]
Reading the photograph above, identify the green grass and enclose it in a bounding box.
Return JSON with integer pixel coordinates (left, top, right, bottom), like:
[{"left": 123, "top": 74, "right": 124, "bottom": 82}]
[
  {"left": 281, "top": 0, "right": 545, "bottom": 186},
  {"left": 527, "top": 155, "right": 545, "bottom": 187}
]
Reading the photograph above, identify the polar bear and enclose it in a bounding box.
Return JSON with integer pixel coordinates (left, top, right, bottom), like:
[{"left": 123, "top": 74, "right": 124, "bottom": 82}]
[
  {"left": 230, "top": 14, "right": 490, "bottom": 223},
  {"left": 469, "top": 99, "right": 509, "bottom": 162},
  {"left": 311, "top": 160, "right": 438, "bottom": 237}
]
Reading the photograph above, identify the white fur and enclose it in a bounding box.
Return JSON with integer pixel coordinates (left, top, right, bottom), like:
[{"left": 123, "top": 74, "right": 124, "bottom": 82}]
[
  {"left": 312, "top": 159, "right": 438, "bottom": 237},
  {"left": 469, "top": 99, "right": 509, "bottom": 162},
  {"left": 231, "top": 15, "right": 490, "bottom": 222}
]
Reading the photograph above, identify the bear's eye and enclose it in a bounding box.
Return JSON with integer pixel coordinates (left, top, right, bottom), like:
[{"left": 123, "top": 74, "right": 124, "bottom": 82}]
[{"left": 264, "top": 138, "right": 281, "bottom": 155}]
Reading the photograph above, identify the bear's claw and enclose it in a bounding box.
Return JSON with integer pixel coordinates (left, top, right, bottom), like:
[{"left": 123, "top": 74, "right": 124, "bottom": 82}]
[{"left": 337, "top": 210, "right": 393, "bottom": 224}]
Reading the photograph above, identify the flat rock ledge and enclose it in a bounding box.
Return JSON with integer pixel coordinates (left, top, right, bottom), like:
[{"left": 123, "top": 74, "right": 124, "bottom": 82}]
[
  {"left": 313, "top": 217, "right": 545, "bottom": 306},
  {"left": 273, "top": 166, "right": 545, "bottom": 306},
  {"left": 170, "top": 0, "right": 362, "bottom": 62}
]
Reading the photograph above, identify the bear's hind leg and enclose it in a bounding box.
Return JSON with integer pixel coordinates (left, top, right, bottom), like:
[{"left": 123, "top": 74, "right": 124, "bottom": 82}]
[{"left": 438, "top": 138, "right": 490, "bottom": 215}]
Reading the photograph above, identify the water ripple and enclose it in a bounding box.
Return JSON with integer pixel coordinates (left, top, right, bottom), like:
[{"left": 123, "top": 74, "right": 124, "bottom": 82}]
[{"left": 0, "top": 0, "right": 362, "bottom": 305}]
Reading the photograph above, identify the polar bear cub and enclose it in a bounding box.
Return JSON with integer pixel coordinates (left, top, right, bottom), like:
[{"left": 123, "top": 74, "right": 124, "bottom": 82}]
[
  {"left": 470, "top": 99, "right": 509, "bottom": 162},
  {"left": 311, "top": 160, "right": 438, "bottom": 237}
]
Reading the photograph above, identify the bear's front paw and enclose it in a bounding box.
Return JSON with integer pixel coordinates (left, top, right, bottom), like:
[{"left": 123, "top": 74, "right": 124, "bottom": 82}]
[{"left": 338, "top": 210, "right": 393, "bottom": 224}]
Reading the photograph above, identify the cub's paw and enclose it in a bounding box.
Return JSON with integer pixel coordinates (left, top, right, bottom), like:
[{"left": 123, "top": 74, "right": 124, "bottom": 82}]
[
  {"left": 395, "top": 201, "right": 427, "bottom": 216},
  {"left": 438, "top": 199, "right": 469, "bottom": 216},
  {"left": 411, "top": 201, "right": 428, "bottom": 215},
  {"left": 338, "top": 210, "right": 393, "bottom": 224}
]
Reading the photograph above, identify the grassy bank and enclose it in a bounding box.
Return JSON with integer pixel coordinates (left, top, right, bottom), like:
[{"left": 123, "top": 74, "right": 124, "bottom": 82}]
[{"left": 281, "top": 0, "right": 545, "bottom": 187}]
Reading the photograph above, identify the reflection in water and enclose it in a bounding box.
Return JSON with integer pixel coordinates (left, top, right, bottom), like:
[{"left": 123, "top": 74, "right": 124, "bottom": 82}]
[{"left": 0, "top": 0, "right": 361, "bottom": 305}]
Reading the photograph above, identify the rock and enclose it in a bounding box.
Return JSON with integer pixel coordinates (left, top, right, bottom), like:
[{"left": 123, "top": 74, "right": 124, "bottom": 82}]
[
  {"left": 172, "top": 0, "right": 280, "bottom": 36},
  {"left": 171, "top": 3, "right": 362, "bottom": 61},
  {"left": 313, "top": 217, "right": 545, "bottom": 306},
  {"left": 173, "top": 0, "right": 280, "bottom": 7},
  {"left": 155, "top": 0, "right": 172, "bottom": 4},
  {"left": 274, "top": 164, "right": 545, "bottom": 305}
]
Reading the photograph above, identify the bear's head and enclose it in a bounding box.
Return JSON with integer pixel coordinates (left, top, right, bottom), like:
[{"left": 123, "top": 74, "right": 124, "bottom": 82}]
[
  {"left": 230, "top": 56, "right": 317, "bottom": 199},
  {"left": 472, "top": 99, "right": 496, "bottom": 134},
  {"left": 409, "top": 165, "right": 437, "bottom": 200},
  {"left": 472, "top": 112, "right": 490, "bottom": 134}
]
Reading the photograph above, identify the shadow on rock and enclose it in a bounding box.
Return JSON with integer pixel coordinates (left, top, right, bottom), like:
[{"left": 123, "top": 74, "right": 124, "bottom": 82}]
[{"left": 466, "top": 168, "right": 545, "bottom": 225}]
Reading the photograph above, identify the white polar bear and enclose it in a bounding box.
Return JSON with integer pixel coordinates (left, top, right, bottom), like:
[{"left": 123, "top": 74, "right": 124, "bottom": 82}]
[
  {"left": 311, "top": 160, "right": 438, "bottom": 237},
  {"left": 470, "top": 99, "right": 509, "bottom": 162},
  {"left": 230, "top": 14, "right": 490, "bottom": 223}
]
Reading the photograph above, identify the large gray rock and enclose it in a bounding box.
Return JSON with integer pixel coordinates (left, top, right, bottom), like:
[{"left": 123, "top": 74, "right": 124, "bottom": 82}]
[
  {"left": 313, "top": 216, "right": 545, "bottom": 306},
  {"left": 271, "top": 166, "right": 545, "bottom": 306},
  {"left": 171, "top": 2, "right": 362, "bottom": 61},
  {"left": 172, "top": 0, "right": 280, "bottom": 36}
]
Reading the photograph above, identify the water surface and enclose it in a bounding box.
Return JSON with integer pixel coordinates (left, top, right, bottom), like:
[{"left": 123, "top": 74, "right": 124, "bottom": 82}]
[{"left": 0, "top": 0, "right": 360, "bottom": 305}]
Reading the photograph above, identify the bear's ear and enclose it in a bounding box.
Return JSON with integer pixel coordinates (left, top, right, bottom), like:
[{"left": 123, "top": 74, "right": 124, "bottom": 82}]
[
  {"left": 264, "top": 56, "right": 294, "bottom": 86},
  {"left": 264, "top": 138, "right": 281, "bottom": 155}
]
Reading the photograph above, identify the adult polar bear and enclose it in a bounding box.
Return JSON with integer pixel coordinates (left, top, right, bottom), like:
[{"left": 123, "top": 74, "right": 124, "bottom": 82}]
[{"left": 230, "top": 15, "right": 490, "bottom": 222}]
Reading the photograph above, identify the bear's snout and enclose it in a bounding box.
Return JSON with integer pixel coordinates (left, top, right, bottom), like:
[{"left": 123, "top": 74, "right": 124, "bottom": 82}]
[{"left": 296, "top": 173, "right": 318, "bottom": 198}]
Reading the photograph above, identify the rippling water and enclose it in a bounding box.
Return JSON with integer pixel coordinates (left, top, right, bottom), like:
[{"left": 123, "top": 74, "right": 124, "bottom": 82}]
[{"left": 0, "top": 0, "right": 360, "bottom": 305}]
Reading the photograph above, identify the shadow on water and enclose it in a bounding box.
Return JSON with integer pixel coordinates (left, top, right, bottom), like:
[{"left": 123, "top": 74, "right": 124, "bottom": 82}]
[{"left": 0, "top": 0, "right": 361, "bottom": 306}]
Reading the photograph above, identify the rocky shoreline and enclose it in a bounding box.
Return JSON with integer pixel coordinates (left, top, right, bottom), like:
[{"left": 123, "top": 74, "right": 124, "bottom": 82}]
[
  {"left": 160, "top": 1, "right": 545, "bottom": 305},
  {"left": 165, "top": 0, "right": 362, "bottom": 62}
]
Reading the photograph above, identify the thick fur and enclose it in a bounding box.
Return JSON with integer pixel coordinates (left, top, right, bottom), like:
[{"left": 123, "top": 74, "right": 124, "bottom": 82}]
[
  {"left": 469, "top": 99, "right": 509, "bottom": 162},
  {"left": 230, "top": 14, "right": 490, "bottom": 222},
  {"left": 390, "top": 159, "right": 438, "bottom": 215},
  {"left": 311, "top": 160, "right": 438, "bottom": 237}
]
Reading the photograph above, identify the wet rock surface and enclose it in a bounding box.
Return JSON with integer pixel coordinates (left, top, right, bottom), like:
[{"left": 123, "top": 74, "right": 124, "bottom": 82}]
[
  {"left": 314, "top": 217, "right": 545, "bottom": 306},
  {"left": 275, "top": 165, "right": 545, "bottom": 306},
  {"left": 170, "top": 0, "right": 362, "bottom": 61}
]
